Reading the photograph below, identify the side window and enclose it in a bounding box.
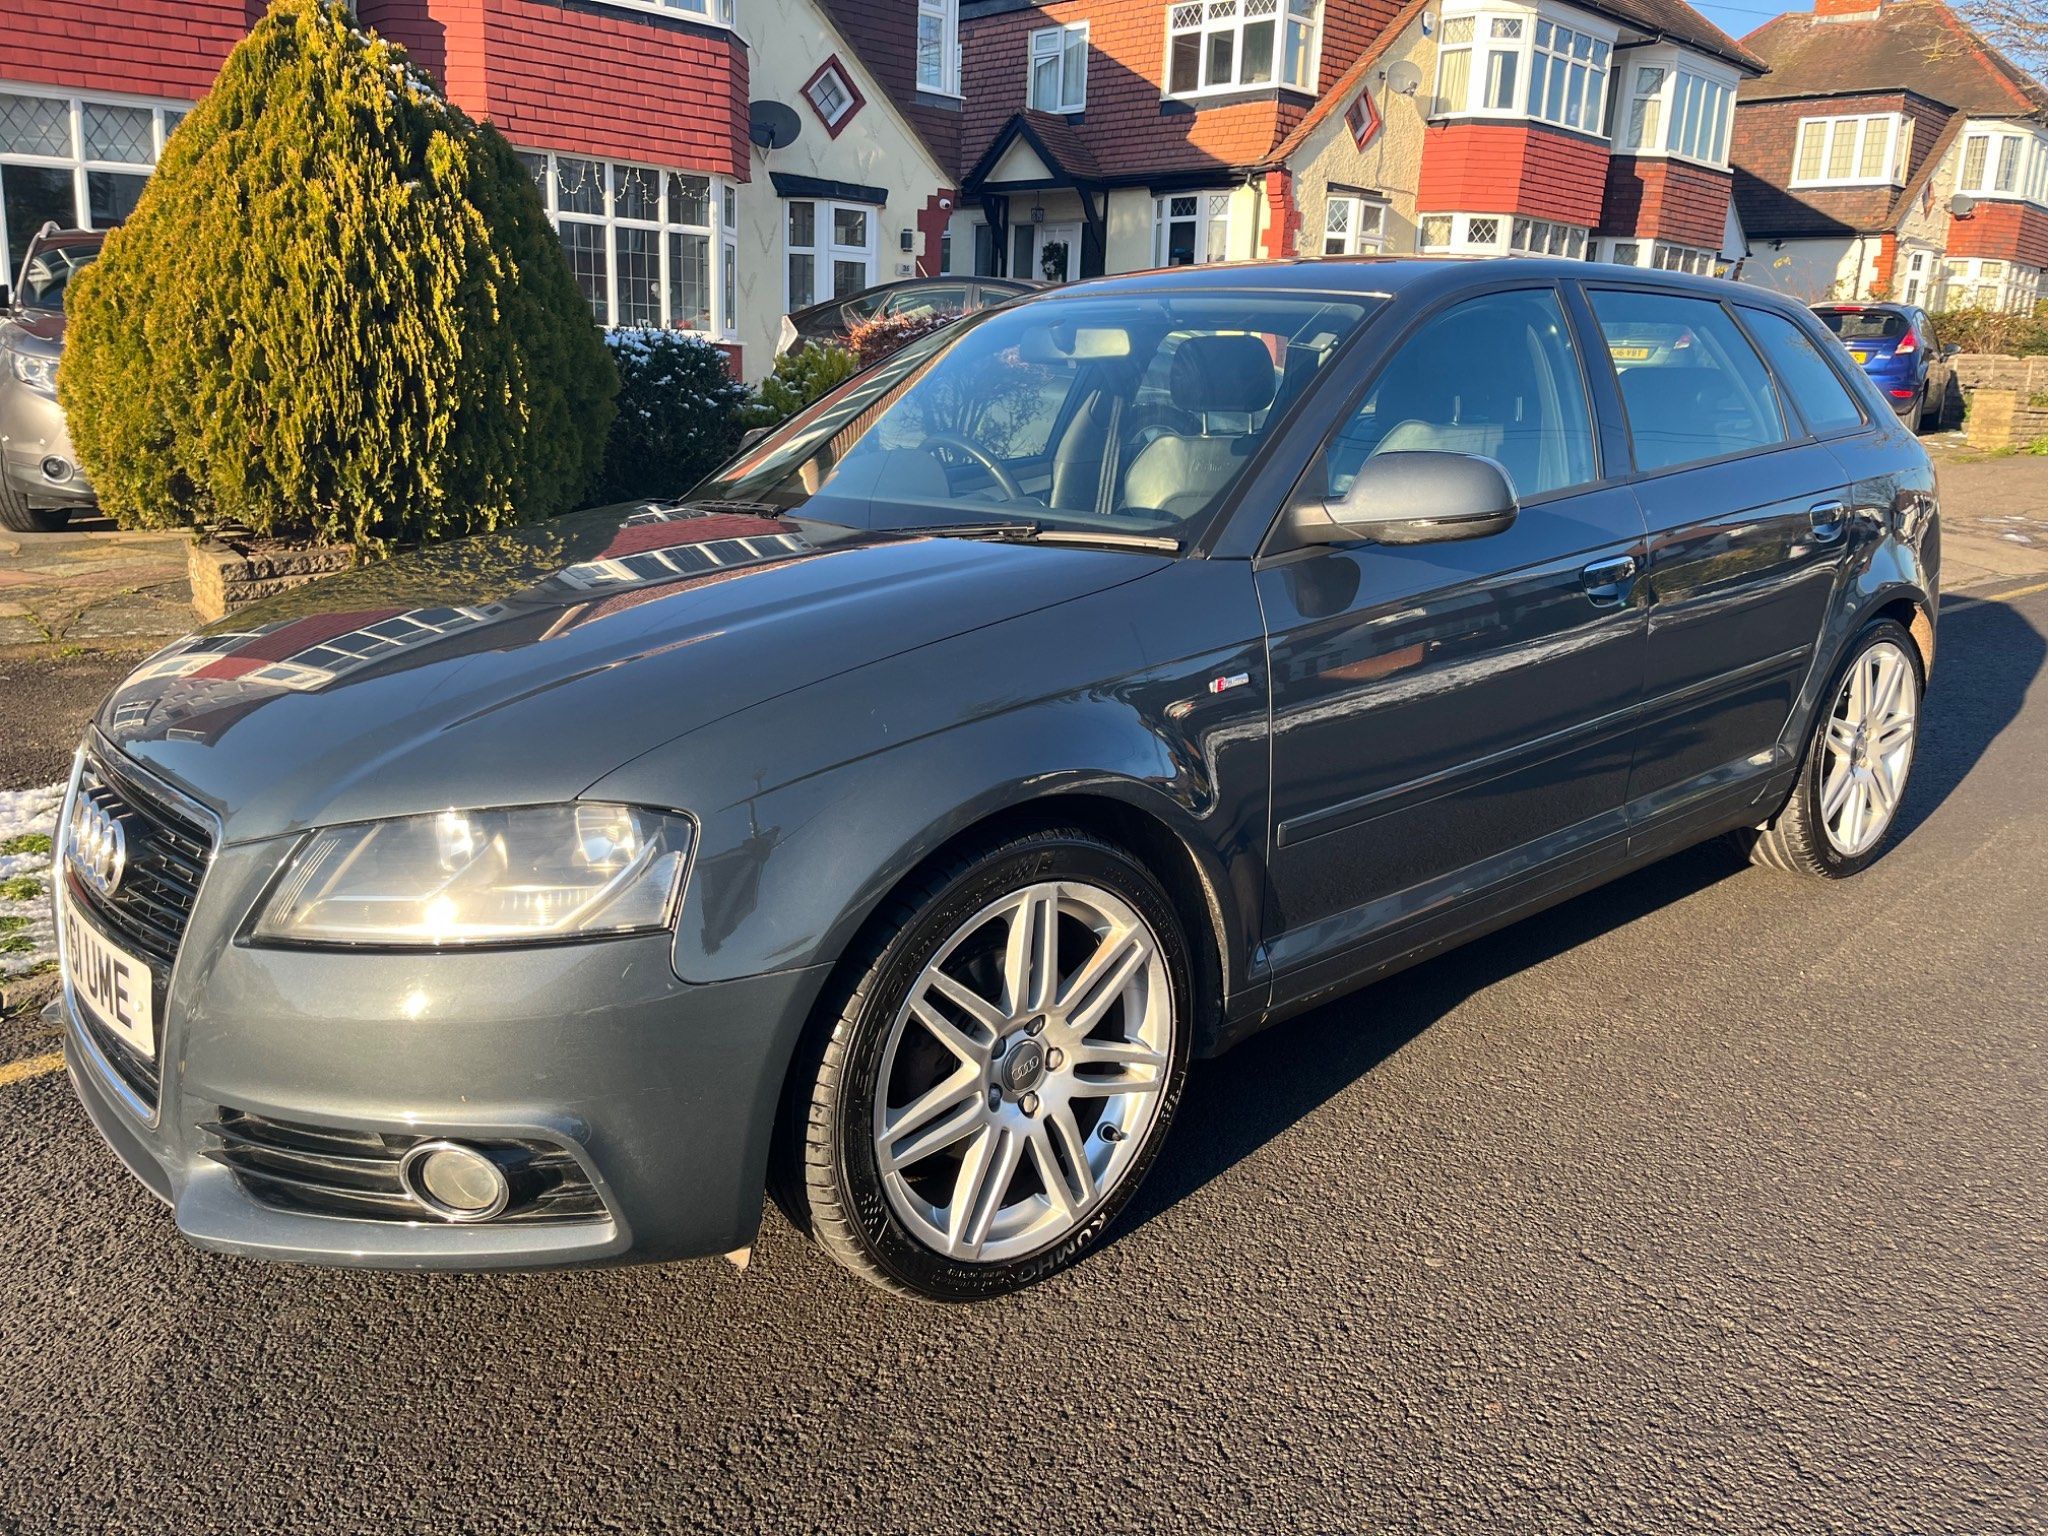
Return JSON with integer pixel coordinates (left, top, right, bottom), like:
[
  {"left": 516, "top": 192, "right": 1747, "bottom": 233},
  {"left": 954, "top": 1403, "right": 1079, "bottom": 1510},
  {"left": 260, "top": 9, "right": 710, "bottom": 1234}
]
[
  {"left": 1739, "top": 308, "right": 1866, "bottom": 435},
  {"left": 1590, "top": 289, "right": 1787, "bottom": 472},
  {"left": 1326, "top": 289, "right": 1597, "bottom": 502},
  {"left": 882, "top": 282, "right": 972, "bottom": 320}
]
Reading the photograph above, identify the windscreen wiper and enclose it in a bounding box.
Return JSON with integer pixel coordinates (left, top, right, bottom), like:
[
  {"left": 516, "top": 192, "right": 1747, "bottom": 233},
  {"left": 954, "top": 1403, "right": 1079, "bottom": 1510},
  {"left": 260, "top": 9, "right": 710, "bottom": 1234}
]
[{"left": 890, "top": 520, "right": 1181, "bottom": 554}]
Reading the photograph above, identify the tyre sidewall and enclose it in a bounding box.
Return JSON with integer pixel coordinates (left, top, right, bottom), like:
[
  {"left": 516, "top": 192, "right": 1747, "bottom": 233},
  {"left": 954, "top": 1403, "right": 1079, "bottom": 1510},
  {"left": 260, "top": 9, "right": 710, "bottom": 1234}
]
[
  {"left": 1798, "top": 618, "right": 1923, "bottom": 876},
  {"left": 828, "top": 834, "right": 1193, "bottom": 1302}
]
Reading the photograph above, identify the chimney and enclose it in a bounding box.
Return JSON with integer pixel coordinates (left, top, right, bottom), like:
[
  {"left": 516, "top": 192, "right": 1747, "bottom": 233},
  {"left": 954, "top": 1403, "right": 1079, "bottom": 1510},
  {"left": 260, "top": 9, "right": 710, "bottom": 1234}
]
[{"left": 1813, "top": 0, "right": 1882, "bottom": 16}]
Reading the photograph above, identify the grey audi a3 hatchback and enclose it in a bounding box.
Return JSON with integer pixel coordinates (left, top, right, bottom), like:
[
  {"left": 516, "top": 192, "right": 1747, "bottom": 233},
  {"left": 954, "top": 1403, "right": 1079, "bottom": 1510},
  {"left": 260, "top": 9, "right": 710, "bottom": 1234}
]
[{"left": 56, "top": 259, "right": 1938, "bottom": 1300}]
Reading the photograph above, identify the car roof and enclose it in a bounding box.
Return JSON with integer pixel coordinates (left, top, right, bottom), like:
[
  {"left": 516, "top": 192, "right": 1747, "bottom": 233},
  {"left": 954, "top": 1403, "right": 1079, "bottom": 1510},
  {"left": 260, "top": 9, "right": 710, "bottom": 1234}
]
[
  {"left": 22, "top": 227, "right": 101, "bottom": 253},
  {"left": 1813, "top": 300, "right": 1914, "bottom": 313}
]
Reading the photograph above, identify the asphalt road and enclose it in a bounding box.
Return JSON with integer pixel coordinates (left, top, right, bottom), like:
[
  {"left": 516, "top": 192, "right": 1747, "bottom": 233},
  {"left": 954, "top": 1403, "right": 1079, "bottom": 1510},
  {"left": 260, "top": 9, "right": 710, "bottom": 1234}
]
[{"left": 2, "top": 582, "right": 2044, "bottom": 1535}]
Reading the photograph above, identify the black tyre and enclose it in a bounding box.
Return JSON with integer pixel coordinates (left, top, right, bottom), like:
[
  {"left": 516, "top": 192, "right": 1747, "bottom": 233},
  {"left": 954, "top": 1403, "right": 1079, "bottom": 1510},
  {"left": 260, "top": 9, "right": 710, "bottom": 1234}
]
[
  {"left": 0, "top": 476, "right": 69, "bottom": 533},
  {"left": 1750, "top": 619, "right": 1923, "bottom": 879},
  {"left": 1904, "top": 390, "right": 1924, "bottom": 434},
  {"left": 784, "top": 827, "right": 1193, "bottom": 1301}
]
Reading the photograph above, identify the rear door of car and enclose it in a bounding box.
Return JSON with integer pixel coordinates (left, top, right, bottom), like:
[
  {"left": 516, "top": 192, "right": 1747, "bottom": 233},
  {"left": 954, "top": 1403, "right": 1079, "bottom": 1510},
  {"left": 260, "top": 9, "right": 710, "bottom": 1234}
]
[
  {"left": 1256, "top": 281, "right": 1648, "bottom": 998},
  {"left": 1583, "top": 283, "right": 1859, "bottom": 842}
]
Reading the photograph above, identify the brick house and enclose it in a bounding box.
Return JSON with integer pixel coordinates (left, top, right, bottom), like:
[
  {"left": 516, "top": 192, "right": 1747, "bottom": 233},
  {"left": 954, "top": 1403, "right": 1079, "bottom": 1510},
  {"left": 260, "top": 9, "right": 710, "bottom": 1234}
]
[
  {"left": 1730, "top": 0, "right": 2048, "bottom": 312},
  {"left": 0, "top": 0, "right": 957, "bottom": 377},
  {"left": 945, "top": 0, "right": 1762, "bottom": 280}
]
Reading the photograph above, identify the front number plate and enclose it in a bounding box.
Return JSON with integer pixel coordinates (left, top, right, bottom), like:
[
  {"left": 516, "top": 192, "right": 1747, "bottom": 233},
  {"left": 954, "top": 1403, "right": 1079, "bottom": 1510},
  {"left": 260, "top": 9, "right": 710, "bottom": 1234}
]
[{"left": 61, "top": 891, "right": 157, "bottom": 1060}]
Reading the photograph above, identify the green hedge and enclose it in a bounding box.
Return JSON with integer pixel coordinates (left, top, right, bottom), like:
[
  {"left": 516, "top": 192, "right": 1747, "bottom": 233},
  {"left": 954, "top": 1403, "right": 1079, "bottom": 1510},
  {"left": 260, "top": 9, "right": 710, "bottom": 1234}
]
[
  {"left": 594, "top": 329, "right": 750, "bottom": 502},
  {"left": 1933, "top": 306, "right": 2048, "bottom": 358},
  {"left": 60, "top": 0, "right": 616, "bottom": 552}
]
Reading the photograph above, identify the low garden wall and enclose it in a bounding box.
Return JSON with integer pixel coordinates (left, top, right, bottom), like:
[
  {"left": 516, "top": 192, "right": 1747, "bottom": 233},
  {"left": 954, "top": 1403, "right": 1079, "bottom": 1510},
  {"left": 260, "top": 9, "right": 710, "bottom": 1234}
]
[{"left": 1951, "top": 353, "right": 2048, "bottom": 450}]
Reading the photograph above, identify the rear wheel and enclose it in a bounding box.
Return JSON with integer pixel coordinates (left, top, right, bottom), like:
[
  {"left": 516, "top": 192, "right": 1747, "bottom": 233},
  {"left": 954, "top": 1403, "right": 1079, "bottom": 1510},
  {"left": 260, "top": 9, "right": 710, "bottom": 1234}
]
[
  {"left": 1904, "top": 389, "right": 1925, "bottom": 434},
  {"left": 1750, "top": 619, "right": 1922, "bottom": 879},
  {"left": 786, "top": 829, "right": 1192, "bottom": 1300},
  {"left": 0, "top": 476, "right": 69, "bottom": 533}
]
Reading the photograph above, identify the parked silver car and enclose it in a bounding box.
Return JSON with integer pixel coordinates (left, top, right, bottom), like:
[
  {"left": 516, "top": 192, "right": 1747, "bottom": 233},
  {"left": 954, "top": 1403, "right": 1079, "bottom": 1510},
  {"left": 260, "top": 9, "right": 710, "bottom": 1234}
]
[{"left": 1, "top": 225, "right": 101, "bottom": 533}]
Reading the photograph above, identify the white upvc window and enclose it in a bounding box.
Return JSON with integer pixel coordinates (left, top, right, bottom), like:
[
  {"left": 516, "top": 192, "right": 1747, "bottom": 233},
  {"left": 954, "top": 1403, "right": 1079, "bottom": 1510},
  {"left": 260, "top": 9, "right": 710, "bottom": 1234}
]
[
  {"left": 1433, "top": 3, "right": 1612, "bottom": 137},
  {"left": 805, "top": 65, "right": 856, "bottom": 130},
  {"left": 1165, "top": 0, "right": 1319, "bottom": 98},
  {"left": 919, "top": 0, "right": 962, "bottom": 96},
  {"left": 0, "top": 87, "right": 190, "bottom": 276},
  {"left": 1321, "top": 193, "right": 1387, "bottom": 255},
  {"left": 1790, "top": 114, "right": 1906, "bottom": 188},
  {"left": 1941, "top": 256, "right": 2042, "bottom": 314},
  {"left": 785, "top": 199, "right": 878, "bottom": 312},
  {"left": 517, "top": 149, "right": 736, "bottom": 337},
  {"left": 1029, "top": 23, "right": 1089, "bottom": 113},
  {"left": 1594, "top": 236, "right": 1713, "bottom": 272},
  {"left": 588, "top": 0, "right": 736, "bottom": 26},
  {"left": 1957, "top": 124, "right": 2048, "bottom": 205},
  {"left": 1420, "top": 210, "right": 1585, "bottom": 256},
  {"left": 1153, "top": 191, "right": 1233, "bottom": 265},
  {"left": 1617, "top": 52, "right": 1735, "bottom": 167}
]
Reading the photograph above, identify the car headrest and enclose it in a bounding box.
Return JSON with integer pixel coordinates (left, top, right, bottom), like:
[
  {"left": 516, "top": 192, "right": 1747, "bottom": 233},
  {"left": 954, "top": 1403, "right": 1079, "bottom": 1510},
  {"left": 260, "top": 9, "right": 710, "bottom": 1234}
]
[{"left": 1170, "top": 334, "right": 1277, "bottom": 415}]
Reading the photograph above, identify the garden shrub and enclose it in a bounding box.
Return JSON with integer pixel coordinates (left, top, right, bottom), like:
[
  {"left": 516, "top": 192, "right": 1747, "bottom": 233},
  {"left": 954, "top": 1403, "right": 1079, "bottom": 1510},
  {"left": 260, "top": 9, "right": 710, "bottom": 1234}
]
[
  {"left": 741, "top": 342, "right": 859, "bottom": 430},
  {"left": 593, "top": 329, "right": 749, "bottom": 502},
  {"left": 60, "top": 0, "right": 616, "bottom": 552},
  {"left": 1932, "top": 306, "right": 2048, "bottom": 358}
]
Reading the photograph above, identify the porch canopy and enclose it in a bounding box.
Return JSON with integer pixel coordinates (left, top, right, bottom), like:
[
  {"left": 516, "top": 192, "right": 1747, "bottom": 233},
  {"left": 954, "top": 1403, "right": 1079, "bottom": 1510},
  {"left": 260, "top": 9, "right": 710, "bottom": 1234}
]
[{"left": 962, "top": 111, "right": 1110, "bottom": 280}]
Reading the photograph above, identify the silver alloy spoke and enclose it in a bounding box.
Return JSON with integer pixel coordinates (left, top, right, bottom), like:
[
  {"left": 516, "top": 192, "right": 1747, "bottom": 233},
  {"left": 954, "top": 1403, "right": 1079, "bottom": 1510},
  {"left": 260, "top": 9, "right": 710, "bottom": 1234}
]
[
  {"left": 948, "top": 1124, "right": 1024, "bottom": 1255},
  {"left": 920, "top": 972, "right": 1005, "bottom": 1049},
  {"left": 1060, "top": 925, "right": 1151, "bottom": 1036},
  {"left": 885, "top": 1067, "right": 983, "bottom": 1146},
  {"left": 1002, "top": 884, "right": 1062, "bottom": 1017},
  {"left": 1032, "top": 1106, "right": 1098, "bottom": 1218},
  {"left": 882, "top": 1092, "right": 985, "bottom": 1173}
]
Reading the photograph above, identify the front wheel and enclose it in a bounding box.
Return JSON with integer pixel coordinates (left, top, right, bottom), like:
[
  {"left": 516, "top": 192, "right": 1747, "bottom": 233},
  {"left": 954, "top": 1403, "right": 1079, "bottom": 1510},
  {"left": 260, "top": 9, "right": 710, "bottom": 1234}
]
[
  {"left": 1750, "top": 619, "right": 1923, "bottom": 878},
  {"left": 786, "top": 829, "right": 1192, "bottom": 1300},
  {"left": 0, "top": 477, "right": 70, "bottom": 533}
]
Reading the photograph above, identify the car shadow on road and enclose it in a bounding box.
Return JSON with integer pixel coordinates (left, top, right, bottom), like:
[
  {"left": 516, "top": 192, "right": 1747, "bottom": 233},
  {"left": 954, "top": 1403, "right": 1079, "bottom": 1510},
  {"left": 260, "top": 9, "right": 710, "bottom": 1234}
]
[{"left": 1112, "top": 585, "right": 2046, "bottom": 1246}]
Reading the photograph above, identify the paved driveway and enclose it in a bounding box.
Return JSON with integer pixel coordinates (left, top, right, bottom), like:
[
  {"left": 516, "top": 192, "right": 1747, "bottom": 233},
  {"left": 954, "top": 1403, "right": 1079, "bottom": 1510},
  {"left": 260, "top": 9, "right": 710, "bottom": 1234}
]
[
  {"left": 0, "top": 516, "right": 189, "bottom": 645},
  {"left": 1, "top": 569, "right": 2043, "bottom": 1533}
]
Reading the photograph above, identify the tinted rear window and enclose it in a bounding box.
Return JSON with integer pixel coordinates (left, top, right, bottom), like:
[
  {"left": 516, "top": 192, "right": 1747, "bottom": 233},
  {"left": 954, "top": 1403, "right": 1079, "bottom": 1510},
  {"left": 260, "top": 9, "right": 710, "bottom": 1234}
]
[
  {"left": 1592, "top": 290, "right": 1788, "bottom": 472},
  {"left": 1817, "top": 309, "right": 1908, "bottom": 342},
  {"left": 1744, "top": 309, "right": 1866, "bottom": 434}
]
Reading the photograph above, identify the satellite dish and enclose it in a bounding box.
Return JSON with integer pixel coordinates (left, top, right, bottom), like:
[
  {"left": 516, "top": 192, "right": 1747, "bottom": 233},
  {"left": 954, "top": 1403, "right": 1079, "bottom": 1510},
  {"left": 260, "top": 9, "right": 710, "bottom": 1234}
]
[
  {"left": 1386, "top": 60, "right": 1423, "bottom": 96},
  {"left": 749, "top": 100, "right": 801, "bottom": 151},
  {"left": 1948, "top": 192, "right": 1976, "bottom": 218}
]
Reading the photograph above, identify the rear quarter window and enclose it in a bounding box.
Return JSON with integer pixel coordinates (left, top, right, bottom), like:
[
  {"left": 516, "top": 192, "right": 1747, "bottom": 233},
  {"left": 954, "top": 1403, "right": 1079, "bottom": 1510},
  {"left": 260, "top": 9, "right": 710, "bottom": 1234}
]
[{"left": 1742, "top": 309, "right": 1867, "bottom": 435}]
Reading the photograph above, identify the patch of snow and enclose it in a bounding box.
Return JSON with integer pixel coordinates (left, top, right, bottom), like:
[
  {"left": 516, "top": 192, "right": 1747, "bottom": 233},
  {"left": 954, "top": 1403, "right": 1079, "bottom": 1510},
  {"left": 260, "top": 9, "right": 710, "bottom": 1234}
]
[{"left": 0, "top": 781, "right": 64, "bottom": 980}]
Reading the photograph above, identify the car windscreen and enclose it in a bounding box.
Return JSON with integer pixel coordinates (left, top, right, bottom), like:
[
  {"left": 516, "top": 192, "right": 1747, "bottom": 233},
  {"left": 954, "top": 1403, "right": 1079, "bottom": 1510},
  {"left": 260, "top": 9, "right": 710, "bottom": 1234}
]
[
  {"left": 1816, "top": 309, "right": 1907, "bottom": 343},
  {"left": 15, "top": 241, "right": 101, "bottom": 312},
  {"left": 695, "top": 292, "right": 1378, "bottom": 545}
]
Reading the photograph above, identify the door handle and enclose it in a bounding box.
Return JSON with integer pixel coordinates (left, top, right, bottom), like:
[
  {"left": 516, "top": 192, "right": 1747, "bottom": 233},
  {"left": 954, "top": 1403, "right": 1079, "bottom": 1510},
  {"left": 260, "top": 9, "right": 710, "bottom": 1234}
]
[
  {"left": 1809, "top": 501, "right": 1847, "bottom": 542},
  {"left": 1580, "top": 555, "right": 1639, "bottom": 605}
]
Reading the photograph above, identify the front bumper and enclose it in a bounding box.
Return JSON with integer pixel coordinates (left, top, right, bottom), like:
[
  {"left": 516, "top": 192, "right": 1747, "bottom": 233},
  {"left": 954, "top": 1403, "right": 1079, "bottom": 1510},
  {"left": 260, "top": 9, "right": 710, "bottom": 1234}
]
[
  {"left": 0, "top": 384, "right": 94, "bottom": 509},
  {"left": 59, "top": 817, "right": 831, "bottom": 1271}
]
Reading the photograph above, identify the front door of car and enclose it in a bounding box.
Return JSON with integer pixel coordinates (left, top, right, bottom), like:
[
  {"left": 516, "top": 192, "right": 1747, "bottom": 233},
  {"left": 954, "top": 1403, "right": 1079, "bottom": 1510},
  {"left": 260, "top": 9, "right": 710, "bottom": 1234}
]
[
  {"left": 1256, "top": 286, "right": 1649, "bottom": 994},
  {"left": 1581, "top": 288, "right": 1859, "bottom": 829}
]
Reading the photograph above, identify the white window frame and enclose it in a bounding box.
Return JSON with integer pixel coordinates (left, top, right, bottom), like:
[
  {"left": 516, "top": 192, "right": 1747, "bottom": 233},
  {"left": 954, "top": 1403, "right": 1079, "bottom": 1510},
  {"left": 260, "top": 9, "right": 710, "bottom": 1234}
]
[
  {"left": 1615, "top": 47, "right": 1735, "bottom": 168},
  {"left": 1789, "top": 114, "right": 1905, "bottom": 189},
  {"left": 518, "top": 148, "right": 736, "bottom": 338},
  {"left": 1421, "top": 209, "right": 1585, "bottom": 257},
  {"left": 1164, "top": 0, "right": 1320, "bottom": 100},
  {"left": 1320, "top": 192, "right": 1387, "bottom": 255},
  {"left": 1956, "top": 123, "right": 2048, "bottom": 206},
  {"left": 586, "top": 0, "right": 737, "bottom": 27},
  {"left": 1432, "top": 1, "right": 1613, "bottom": 138},
  {"left": 0, "top": 86, "right": 191, "bottom": 279},
  {"left": 919, "top": 0, "right": 962, "bottom": 97},
  {"left": 1152, "top": 191, "right": 1234, "bottom": 266},
  {"left": 1941, "top": 255, "right": 2042, "bottom": 314},
  {"left": 805, "top": 64, "right": 857, "bottom": 130},
  {"left": 784, "top": 198, "right": 879, "bottom": 314},
  {"left": 1029, "top": 22, "right": 1089, "bottom": 113}
]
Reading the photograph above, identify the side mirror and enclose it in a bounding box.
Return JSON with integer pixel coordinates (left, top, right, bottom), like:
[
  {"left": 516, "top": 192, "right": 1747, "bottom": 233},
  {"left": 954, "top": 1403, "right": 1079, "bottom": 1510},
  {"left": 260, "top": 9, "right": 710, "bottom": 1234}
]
[
  {"left": 1941, "top": 343, "right": 1962, "bottom": 359},
  {"left": 738, "top": 423, "right": 772, "bottom": 452},
  {"left": 1284, "top": 450, "right": 1519, "bottom": 549}
]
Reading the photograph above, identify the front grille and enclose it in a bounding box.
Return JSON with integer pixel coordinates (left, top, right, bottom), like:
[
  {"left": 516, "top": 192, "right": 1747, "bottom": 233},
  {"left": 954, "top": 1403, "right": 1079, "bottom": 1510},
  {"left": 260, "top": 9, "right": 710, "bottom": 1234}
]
[
  {"left": 200, "top": 1110, "right": 607, "bottom": 1226},
  {"left": 63, "top": 748, "right": 216, "bottom": 1105}
]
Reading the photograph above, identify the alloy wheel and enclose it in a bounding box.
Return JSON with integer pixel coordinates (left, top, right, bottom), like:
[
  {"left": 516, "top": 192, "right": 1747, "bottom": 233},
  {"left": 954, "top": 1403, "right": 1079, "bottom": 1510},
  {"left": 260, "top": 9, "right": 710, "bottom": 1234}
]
[
  {"left": 1820, "top": 639, "right": 1918, "bottom": 857},
  {"left": 870, "top": 880, "right": 1175, "bottom": 1264}
]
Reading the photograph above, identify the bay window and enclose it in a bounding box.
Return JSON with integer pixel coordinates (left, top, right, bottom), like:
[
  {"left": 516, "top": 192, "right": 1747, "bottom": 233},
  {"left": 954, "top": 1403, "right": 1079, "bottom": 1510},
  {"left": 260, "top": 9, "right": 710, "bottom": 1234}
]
[
  {"left": 591, "top": 0, "right": 736, "bottom": 22},
  {"left": 1790, "top": 114, "right": 1905, "bottom": 188},
  {"left": 786, "top": 199, "right": 877, "bottom": 312},
  {"left": 1030, "top": 23, "right": 1089, "bottom": 113},
  {"left": 1153, "top": 192, "right": 1233, "bottom": 266},
  {"left": 1421, "top": 210, "right": 1586, "bottom": 257},
  {"left": 1165, "top": 0, "right": 1319, "bottom": 98},
  {"left": 517, "top": 149, "right": 735, "bottom": 336},
  {"left": 1941, "top": 256, "right": 2042, "bottom": 314},
  {"left": 919, "top": 0, "right": 961, "bottom": 96},
  {"left": 1432, "top": 4, "right": 1611, "bottom": 137},
  {"left": 1957, "top": 125, "right": 2048, "bottom": 204},
  {"left": 0, "top": 88, "right": 190, "bottom": 272},
  {"left": 1618, "top": 54, "right": 1733, "bottom": 166}
]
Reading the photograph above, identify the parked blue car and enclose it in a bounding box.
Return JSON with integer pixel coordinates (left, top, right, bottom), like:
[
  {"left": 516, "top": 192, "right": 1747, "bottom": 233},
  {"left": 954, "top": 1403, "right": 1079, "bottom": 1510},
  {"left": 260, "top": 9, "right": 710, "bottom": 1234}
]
[{"left": 1812, "top": 303, "right": 1955, "bottom": 433}]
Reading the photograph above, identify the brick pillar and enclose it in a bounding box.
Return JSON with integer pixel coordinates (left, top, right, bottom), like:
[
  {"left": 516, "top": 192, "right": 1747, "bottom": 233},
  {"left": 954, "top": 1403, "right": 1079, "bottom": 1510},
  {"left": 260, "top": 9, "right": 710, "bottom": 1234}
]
[
  {"left": 917, "top": 190, "right": 958, "bottom": 277},
  {"left": 1262, "top": 169, "right": 1299, "bottom": 260},
  {"left": 1871, "top": 232, "right": 1899, "bottom": 298}
]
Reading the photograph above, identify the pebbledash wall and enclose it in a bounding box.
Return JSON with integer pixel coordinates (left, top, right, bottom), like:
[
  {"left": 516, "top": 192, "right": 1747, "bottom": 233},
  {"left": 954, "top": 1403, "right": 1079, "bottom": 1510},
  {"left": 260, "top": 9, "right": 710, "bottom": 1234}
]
[{"left": 0, "top": 0, "right": 955, "bottom": 379}]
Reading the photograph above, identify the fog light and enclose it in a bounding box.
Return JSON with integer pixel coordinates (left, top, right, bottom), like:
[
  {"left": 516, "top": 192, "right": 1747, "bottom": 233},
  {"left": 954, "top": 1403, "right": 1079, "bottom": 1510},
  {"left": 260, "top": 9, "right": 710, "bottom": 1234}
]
[
  {"left": 40, "top": 457, "right": 72, "bottom": 482},
  {"left": 399, "top": 1139, "right": 511, "bottom": 1221}
]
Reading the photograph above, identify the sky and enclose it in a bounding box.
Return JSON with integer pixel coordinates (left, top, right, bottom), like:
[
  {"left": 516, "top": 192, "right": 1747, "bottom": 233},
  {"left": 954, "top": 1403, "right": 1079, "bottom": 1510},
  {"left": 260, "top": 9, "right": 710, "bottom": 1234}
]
[{"left": 1690, "top": 0, "right": 1797, "bottom": 43}]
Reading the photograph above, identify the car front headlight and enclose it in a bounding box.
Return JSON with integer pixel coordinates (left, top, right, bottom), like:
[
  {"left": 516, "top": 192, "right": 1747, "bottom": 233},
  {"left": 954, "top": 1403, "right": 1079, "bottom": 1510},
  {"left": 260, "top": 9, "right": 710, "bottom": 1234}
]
[
  {"left": 8, "top": 351, "right": 58, "bottom": 394},
  {"left": 252, "top": 804, "right": 693, "bottom": 947}
]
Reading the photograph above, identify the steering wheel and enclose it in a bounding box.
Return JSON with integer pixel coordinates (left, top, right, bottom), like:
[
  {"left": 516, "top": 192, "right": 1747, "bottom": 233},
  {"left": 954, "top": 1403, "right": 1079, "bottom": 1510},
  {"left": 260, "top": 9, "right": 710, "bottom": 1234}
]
[{"left": 920, "top": 433, "right": 1025, "bottom": 502}]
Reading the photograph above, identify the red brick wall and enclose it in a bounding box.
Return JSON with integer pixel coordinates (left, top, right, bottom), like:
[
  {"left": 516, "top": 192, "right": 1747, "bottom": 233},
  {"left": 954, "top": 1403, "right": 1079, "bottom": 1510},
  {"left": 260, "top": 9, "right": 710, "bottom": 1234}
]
[
  {"left": 1597, "top": 156, "right": 1731, "bottom": 248},
  {"left": 961, "top": 0, "right": 1294, "bottom": 177},
  {"left": 1946, "top": 201, "right": 2048, "bottom": 267},
  {"left": 0, "top": 0, "right": 253, "bottom": 100},
  {"left": 1417, "top": 122, "right": 1608, "bottom": 225},
  {"left": 1728, "top": 90, "right": 1944, "bottom": 239}
]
